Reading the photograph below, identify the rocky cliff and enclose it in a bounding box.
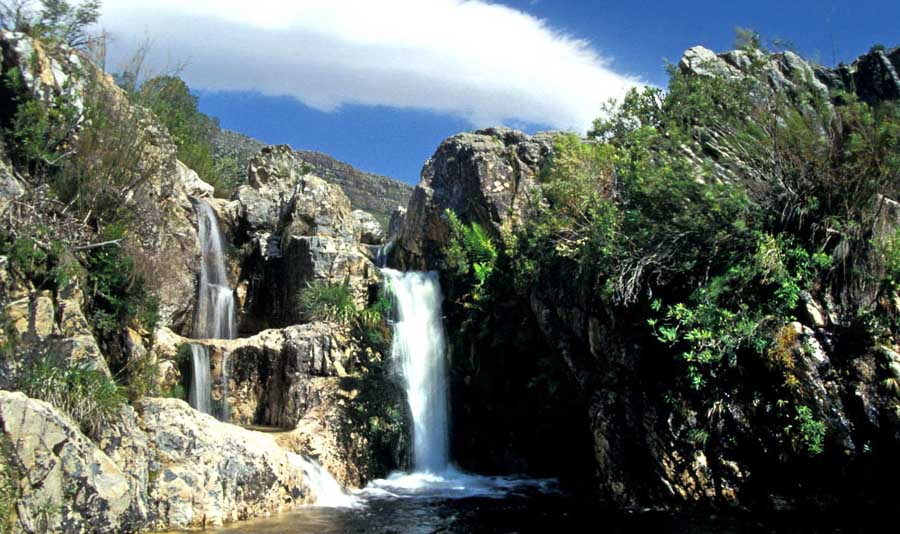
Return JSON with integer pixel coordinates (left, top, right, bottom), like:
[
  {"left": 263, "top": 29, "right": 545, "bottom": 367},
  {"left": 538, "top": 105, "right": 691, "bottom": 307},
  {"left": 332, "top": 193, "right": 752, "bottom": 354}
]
[
  {"left": 395, "top": 43, "right": 900, "bottom": 510},
  {"left": 214, "top": 129, "right": 413, "bottom": 227}
]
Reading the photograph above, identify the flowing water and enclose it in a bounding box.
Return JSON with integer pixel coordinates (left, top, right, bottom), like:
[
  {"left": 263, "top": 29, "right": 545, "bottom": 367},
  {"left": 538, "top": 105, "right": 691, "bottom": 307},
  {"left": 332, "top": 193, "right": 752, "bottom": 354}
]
[
  {"left": 190, "top": 199, "right": 237, "bottom": 418},
  {"left": 381, "top": 269, "right": 449, "bottom": 473},
  {"left": 187, "top": 269, "right": 861, "bottom": 532}
]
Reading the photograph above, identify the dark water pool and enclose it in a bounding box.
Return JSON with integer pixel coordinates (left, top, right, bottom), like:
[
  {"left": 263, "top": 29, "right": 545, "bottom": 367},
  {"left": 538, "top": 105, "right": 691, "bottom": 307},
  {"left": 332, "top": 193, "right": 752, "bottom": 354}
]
[{"left": 196, "top": 472, "right": 878, "bottom": 534}]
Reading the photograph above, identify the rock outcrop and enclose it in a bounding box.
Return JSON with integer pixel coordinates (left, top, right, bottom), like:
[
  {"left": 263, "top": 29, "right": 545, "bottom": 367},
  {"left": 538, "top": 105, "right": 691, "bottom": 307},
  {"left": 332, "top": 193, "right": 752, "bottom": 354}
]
[
  {"left": 396, "top": 46, "right": 900, "bottom": 511},
  {"left": 137, "top": 398, "right": 309, "bottom": 529},
  {"left": 221, "top": 146, "right": 381, "bottom": 332},
  {"left": 0, "top": 390, "right": 320, "bottom": 532},
  {"left": 0, "top": 391, "right": 148, "bottom": 533},
  {"left": 151, "top": 322, "right": 411, "bottom": 488},
  {"left": 213, "top": 128, "right": 413, "bottom": 226},
  {"left": 394, "top": 127, "right": 554, "bottom": 270}
]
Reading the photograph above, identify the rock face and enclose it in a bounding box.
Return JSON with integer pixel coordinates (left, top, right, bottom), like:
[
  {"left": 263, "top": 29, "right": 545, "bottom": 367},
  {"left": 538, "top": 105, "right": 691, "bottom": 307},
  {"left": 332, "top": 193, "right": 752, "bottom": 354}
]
[
  {"left": 0, "top": 30, "right": 204, "bottom": 334},
  {"left": 152, "top": 322, "right": 411, "bottom": 489},
  {"left": 0, "top": 390, "right": 319, "bottom": 532},
  {"left": 213, "top": 128, "right": 413, "bottom": 226},
  {"left": 225, "top": 146, "right": 381, "bottom": 332},
  {"left": 394, "top": 127, "right": 554, "bottom": 270},
  {"left": 137, "top": 398, "right": 309, "bottom": 529},
  {"left": 0, "top": 391, "right": 148, "bottom": 533}
]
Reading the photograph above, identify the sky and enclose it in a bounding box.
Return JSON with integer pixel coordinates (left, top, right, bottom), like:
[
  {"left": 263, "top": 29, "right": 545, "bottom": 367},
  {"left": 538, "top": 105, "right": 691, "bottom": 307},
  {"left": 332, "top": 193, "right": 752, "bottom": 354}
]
[{"left": 98, "top": 0, "right": 900, "bottom": 184}]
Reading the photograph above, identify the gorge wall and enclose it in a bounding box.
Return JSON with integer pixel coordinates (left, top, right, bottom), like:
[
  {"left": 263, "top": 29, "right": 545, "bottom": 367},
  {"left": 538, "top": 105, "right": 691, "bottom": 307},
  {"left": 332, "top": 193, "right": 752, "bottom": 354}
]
[{"left": 391, "top": 44, "right": 900, "bottom": 510}]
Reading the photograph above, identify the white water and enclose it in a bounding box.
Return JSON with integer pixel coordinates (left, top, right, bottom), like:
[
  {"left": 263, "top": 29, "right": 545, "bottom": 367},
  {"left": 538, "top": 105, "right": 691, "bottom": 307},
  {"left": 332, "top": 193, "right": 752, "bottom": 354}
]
[
  {"left": 364, "top": 269, "right": 558, "bottom": 502},
  {"left": 382, "top": 269, "right": 449, "bottom": 473},
  {"left": 189, "top": 345, "right": 212, "bottom": 415},
  {"left": 293, "top": 456, "right": 362, "bottom": 508},
  {"left": 190, "top": 199, "right": 237, "bottom": 419}
]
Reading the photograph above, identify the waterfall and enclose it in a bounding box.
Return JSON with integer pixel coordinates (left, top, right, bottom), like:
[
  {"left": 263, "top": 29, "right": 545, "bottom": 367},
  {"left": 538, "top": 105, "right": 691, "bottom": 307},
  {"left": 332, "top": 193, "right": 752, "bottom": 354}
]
[
  {"left": 293, "top": 456, "right": 361, "bottom": 508},
  {"left": 190, "top": 199, "right": 237, "bottom": 419},
  {"left": 382, "top": 268, "right": 449, "bottom": 473},
  {"left": 189, "top": 345, "right": 212, "bottom": 414}
]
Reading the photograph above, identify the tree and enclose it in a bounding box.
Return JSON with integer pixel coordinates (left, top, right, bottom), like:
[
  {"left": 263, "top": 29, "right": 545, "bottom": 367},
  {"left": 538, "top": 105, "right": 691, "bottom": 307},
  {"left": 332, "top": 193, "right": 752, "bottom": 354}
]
[{"left": 0, "top": 0, "right": 100, "bottom": 49}]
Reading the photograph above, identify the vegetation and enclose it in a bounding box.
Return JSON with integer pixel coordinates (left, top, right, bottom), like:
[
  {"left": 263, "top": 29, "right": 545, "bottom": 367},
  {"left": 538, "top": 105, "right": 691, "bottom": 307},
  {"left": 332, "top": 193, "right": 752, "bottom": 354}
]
[
  {"left": 17, "top": 357, "right": 125, "bottom": 438},
  {"left": 130, "top": 75, "right": 238, "bottom": 197},
  {"left": 0, "top": 0, "right": 101, "bottom": 49},
  {"left": 0, "top": 433, "right": 17, "bottom": 534},
  {"left": 444, "top": 33, "right": 900, "bottom": 473}
]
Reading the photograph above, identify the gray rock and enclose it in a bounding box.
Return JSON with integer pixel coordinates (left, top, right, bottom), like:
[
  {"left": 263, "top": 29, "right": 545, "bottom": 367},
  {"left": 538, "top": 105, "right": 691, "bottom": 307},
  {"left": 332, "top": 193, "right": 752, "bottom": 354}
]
[
  {"left": 395, "top": 127, "right": 554, "bottom": 269},
  {"left": 0, "top": 391, "right": 149, "bottom": 533},
  {"left": 352, "top": 209, "right": 385, "bottom": 245}
]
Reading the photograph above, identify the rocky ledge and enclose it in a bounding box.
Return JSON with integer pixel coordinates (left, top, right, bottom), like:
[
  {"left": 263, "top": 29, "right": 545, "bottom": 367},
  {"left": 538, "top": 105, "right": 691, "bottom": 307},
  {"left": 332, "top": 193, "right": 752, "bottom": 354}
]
[{"left": 0, "top": 391, "right": 313, "bottom": 532}]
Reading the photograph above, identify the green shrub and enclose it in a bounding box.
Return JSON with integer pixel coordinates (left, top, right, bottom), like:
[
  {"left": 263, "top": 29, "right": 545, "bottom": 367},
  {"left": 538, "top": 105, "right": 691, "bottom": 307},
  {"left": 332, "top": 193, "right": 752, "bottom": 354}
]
[
  {"left": 789, "top": 405, "right": 827, "bottom": 456},
  {"left": 0, "top": 433, "right": 18, "bottom": 534},
  {"left": 0, "top": 0, "right": 101, "bottom": 49},
  {"left": 296, "top": 279, "right": 358, "bottom": 324},
  {"left": 17, "top": 358, "right": 125, "bottom": 438}
]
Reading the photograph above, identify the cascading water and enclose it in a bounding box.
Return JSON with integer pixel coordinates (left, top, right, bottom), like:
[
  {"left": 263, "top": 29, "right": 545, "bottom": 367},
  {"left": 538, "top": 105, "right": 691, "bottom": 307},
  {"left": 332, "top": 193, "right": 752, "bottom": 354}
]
[
  {"left": 190, "top": 199, "right": 237, "bottom": 419},
  {"left": 361, "top": 268, "right": 556, "bottom": 501},
  {"left": 382, "top": 269, "right": 450, "bottom": 473}
]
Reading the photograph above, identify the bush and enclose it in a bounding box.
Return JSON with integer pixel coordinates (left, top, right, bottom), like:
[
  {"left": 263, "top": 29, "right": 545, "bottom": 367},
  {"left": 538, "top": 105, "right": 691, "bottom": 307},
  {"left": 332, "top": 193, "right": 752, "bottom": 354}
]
[
  {"left": 131, "top": 75, "right": 237, "bottom": 197},
  {"left": 0, "top": 433, "right": 17, "bottom": 534},
  {"left": 296, "top": 279, "right": 358, "bottom": 324},
  {"left": 0, "top": 0, "right": 101, "bottom": 49},
  {"left": 17, "top": 357, "right": 125, "bottom": 438}
]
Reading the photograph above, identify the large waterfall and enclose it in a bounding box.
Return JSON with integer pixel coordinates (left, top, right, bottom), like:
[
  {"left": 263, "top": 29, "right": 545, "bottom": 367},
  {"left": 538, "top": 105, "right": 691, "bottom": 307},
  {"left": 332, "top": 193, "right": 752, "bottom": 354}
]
[
  {"left": 190, "top": 199, "right": 237, "bottom": 419},
  {"left": 382, "top": 269, "right": 450, "bottom": 473}
]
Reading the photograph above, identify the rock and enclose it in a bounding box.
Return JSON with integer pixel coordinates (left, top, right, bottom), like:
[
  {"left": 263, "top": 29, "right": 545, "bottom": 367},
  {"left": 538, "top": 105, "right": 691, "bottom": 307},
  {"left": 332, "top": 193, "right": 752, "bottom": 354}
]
[
  {"left": 0, "top": 153, "right": 24, "bottom": 215},
  {"left": 137, "top": 397, "right": 309, "bottom": 529},
  {"left": 213, "top": 129, "right": 413, "bottom": 226},
  {"left": 387, "top": 206, "right": 407, "bottom": 242},
  {"left": 176, "top": 159, "right": 215, "bottom": 198},
  {"left": 395, "top": 127, "right": 554, "bottom": 269},
  {"left": 0, "top": 30, "right": 203, "bottom": 335},
  {"left": 28, "top": 294, "right": 56, "bottom": 339},
  {"left": 352, "top": 209, "right": 385, "bottom": 245},
  {"left": 0, "top": 391, "right": 149, "bottom": 533},
  {"left": 233, "top": 146, "right": 380, "bottom": 331},
  {"left": 854, "top": 47, "right": 900, "bottom": 104}
]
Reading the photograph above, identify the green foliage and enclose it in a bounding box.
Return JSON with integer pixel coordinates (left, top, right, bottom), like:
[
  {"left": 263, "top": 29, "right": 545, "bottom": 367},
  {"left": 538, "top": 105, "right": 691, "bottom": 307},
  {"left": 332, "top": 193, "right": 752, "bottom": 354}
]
[
  {"left": 296, "top": 279, "right": 358, "bottom": 324},
  {"left": 0, "top": 0, "right": 101, "bottom": 49},
  {"left": 0, "top": 229, "right": 79, "bottom": 291},
  {"left": 884, "top": 227, "right": 900, "bottom": 292},
  {"left": 17, "top": 357, "right": 125, "bottom": 438},
  {"left": 132, "top": 76, "right": 236, "bottom": 197},
  {"left": 445, "top": 209, "right": 498, "bottom": 295},
  {"left": 788, "top": 405, "right": 827, "bottom": 456},
  {"left": 1, "top": 65, "right": 80, "bottom": 174},
  {"left": 297, "top": 280, "right": 393, "bottom": 355},
  {"left": 0, "top": 433, "right": 18, "bottom": 534},
  {"left": 83, "top": 240, "right": 158, "bottom": 357}
]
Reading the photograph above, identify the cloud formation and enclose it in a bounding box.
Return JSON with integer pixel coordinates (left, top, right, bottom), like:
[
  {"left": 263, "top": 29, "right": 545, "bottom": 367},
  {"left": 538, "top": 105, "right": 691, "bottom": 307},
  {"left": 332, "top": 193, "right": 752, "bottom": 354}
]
[{"left": 100, "top": 0, "right": 642, "bottom": 132}]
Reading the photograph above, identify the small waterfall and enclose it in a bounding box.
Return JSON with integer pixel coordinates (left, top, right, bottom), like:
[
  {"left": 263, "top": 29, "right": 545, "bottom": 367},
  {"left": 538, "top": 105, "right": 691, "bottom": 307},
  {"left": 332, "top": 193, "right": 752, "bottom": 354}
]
[
  {"left": 293, "top": 456, "right": 361, "bottom": 508},
  {"left": 189, "top": 345, "right": 212, "bottom": 414},
  {"left": 190, "top": 199, "right": 237, "bottom": 419},
  {"left": 382, "top": 268, "right": 449, "bottom": 473}
]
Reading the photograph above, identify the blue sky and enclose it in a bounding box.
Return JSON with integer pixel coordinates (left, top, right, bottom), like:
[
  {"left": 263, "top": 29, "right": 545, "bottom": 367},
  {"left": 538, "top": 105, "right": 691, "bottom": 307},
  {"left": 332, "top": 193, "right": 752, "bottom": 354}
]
[{"left": 101, "top": 1, "right": 899, "bottom": 184}]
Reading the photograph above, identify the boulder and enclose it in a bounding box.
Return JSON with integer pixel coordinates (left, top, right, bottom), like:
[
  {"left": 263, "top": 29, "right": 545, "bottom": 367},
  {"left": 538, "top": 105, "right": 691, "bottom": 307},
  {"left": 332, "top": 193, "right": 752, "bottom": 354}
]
[
  {"left": 231, "top": 146, "right": 381, "bottom": 332},
  {"left": 0, "top": 391, "right": 149, "bottom": 533},
  {"left": 137, "top": 397, "right": 310, "bottom": 529},
  {"left": 395, "top": 127, "right": 554, "bottom": 270},
  {"left": 352, "top": 209, "right": 385, "bottom": 245}
]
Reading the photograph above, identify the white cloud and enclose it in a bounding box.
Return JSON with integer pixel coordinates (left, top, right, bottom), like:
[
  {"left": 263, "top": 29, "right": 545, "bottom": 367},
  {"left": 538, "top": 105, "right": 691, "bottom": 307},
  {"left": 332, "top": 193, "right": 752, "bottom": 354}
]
[{"left": 99, "top": 0, "right": 643, "bottom": 132}]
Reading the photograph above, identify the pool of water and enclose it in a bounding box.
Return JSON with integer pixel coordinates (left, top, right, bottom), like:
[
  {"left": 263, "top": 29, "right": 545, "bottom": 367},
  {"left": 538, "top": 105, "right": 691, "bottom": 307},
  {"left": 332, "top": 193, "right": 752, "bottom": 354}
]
[{"left": 192, "top": 471, "right": 874, "bottom": 534}]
